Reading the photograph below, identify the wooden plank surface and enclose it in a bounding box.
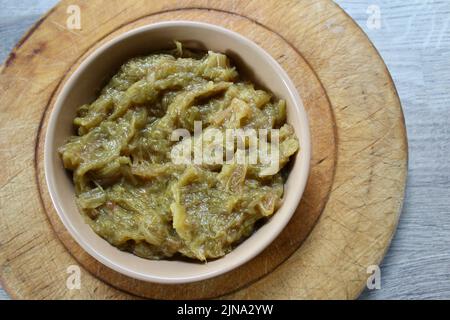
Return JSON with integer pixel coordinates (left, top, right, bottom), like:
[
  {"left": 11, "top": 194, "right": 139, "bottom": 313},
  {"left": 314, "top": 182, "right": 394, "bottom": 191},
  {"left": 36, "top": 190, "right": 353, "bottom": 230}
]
[{"left": 0, "top": 0, "right": 448, "bottom": 300}]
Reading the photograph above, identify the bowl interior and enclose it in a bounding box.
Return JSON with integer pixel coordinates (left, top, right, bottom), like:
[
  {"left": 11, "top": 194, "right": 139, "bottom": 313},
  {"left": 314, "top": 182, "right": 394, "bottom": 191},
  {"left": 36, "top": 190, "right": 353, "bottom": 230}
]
[{"left": 45, "top": 21, "right": 310, "bottom": 283}]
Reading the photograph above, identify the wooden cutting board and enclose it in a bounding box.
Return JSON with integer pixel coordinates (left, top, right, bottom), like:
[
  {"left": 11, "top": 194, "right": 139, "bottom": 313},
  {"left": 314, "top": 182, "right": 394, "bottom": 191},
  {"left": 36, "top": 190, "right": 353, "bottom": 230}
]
[{"left": 0, "top": 0, "right": 407, "bottom": 299}]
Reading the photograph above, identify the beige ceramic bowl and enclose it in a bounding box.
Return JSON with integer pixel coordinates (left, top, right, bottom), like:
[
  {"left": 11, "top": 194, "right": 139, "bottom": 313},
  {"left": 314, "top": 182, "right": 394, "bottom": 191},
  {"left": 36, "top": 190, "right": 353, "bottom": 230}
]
[{"left": 45, "top": 21, "right": 311, "bottom": 284}]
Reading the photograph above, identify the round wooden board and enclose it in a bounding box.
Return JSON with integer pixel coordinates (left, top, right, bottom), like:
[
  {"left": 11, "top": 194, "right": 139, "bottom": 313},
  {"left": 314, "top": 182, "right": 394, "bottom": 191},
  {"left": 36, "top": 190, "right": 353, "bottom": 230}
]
[{"left": 0, "top": 0, "right": 407, "bottom": 299}]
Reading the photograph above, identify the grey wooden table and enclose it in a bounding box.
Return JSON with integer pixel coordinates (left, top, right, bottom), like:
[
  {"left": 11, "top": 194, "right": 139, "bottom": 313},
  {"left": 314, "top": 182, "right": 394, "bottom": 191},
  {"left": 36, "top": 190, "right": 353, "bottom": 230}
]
[{"left": 1, "top": 0, "right": 449, "bottom": 300}]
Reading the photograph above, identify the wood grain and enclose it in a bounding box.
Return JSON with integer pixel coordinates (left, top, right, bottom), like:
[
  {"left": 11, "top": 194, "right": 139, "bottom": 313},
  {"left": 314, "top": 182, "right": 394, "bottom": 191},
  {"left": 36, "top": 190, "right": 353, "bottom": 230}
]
[{"left": 0, "top": 0, "right": 407, "bottom": 299}]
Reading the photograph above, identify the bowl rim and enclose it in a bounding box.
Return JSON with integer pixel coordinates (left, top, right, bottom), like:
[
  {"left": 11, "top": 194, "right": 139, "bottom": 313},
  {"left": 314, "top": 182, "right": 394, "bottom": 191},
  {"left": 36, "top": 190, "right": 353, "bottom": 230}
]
[{"left": 44, "top": 20, "right": 311, "bottom": 284}]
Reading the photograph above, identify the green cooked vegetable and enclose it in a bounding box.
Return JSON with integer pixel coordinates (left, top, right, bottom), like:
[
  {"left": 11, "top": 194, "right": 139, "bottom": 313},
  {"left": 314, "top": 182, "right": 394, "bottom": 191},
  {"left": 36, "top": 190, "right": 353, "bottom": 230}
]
[{"left": 59, "top": 43, "right": 299, "bottom": 261}]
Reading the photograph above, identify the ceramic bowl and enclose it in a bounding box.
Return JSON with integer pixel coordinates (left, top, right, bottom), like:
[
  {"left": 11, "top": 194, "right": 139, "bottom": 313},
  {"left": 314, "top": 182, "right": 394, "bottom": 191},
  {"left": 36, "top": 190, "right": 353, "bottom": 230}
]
[{"left": 44, "top": 21, "right": 311, "bottom": 284}]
